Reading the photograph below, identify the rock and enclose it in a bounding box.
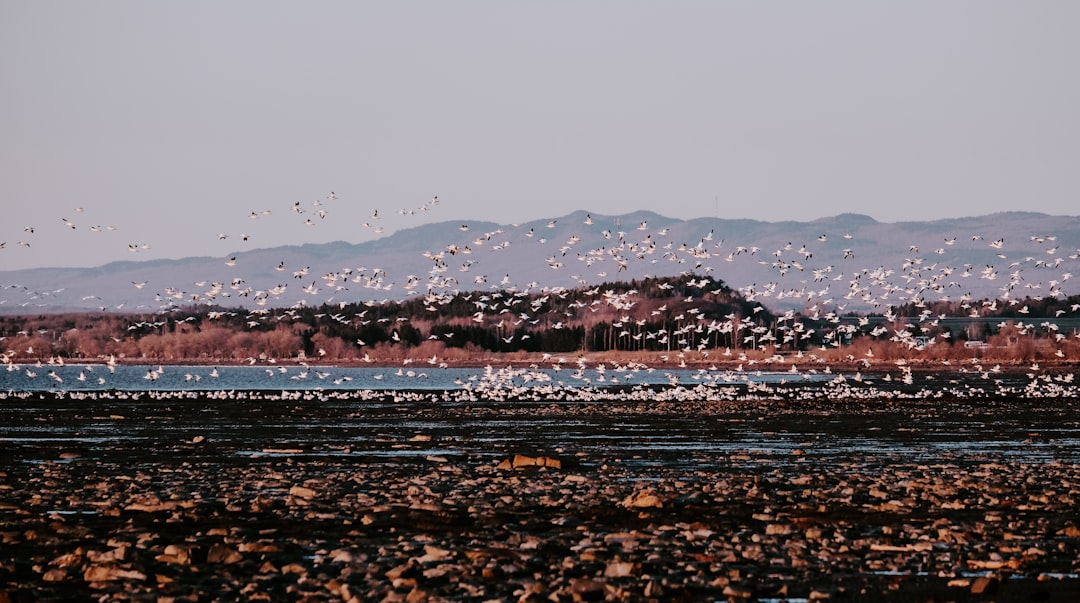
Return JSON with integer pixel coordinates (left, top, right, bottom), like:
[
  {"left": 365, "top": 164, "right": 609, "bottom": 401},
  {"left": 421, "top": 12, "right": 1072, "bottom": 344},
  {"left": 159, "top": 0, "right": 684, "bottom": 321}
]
[
  {"left": 42, "top": 568, "right": 67, "bottom": 582},
  {"left": 970, "top": 576, "right": 999, "bottom": 595},
  {"left": 125, "top": 501, "right": 181, "bottom": 512},
  {"left": 155, "top": 544, "right": 192, "bottom": 565},
  {"left": 512, "top": 454, "right": 537, "bottom": 468},
  {"left": 622, "top": 490, "right": 662, "bottom": 509},
  {"left": 505, "top": 454, "right": 562, "bottom": 469},
  {"left": 603, "top": 561, "right": 637, "bottom": 577},
  {"left": 49, "top": 552, "right": 82, "bottom": 568},
  {"left": 289, "top": 485, "right": 317, "bottom": 500},
  {"left": 569, "top": 578, "right": 607, "bottom": 601},
  {"left": 765, "top": 523, "right": 792, "bottom": 535},
  {"left": 87, "top": 545, "right": 127, "bottom": 563},
  {"left": 279, "top": 563, "right": 306, "bottom": 575},
  {"left": 416, "top": 545, "right": 452, "bottom": 563},
  {"left": 386, "top": 562, "right": 415, "bottom": 580},
  {"left": 83, "top": 565, "right": 147, "bottom": 582},
  {"left": 722, "top": 584, "right": 754, "bottom": 600},
  {"left": 206, "top": 544, "right": 242, "bottom": 564},
  {"left": 538, "top": 456, "right": 561, "bottom": 469},
  {"left": 329, "top": 548, "right": 353, "bottom": 563},
  {"left": 237, "top": 542, "right": 281, "bottom": 553}
]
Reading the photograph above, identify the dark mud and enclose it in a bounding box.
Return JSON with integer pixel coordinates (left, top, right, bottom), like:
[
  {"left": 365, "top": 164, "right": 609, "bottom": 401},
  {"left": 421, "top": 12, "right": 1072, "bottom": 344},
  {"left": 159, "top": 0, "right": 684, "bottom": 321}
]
[{"left": 2, "top": 391, "right": 1079, "bottom": 602}]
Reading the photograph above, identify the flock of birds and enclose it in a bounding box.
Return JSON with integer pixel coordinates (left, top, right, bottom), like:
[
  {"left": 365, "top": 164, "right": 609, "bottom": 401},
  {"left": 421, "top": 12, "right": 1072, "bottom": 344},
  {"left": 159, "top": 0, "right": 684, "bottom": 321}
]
[
  {"left": 3, "top": 191, "right": 1080, "bottom": 395},
  {"left": 5, "top": 195, "right": 1078, "bottom": 312}
]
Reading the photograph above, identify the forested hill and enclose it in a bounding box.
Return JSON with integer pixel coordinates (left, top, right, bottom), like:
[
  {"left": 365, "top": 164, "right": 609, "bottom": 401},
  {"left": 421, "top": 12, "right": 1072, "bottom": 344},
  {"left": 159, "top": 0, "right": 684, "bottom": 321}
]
[{"left": 3, "top": 274, "right": 1080, "bottom": 366}]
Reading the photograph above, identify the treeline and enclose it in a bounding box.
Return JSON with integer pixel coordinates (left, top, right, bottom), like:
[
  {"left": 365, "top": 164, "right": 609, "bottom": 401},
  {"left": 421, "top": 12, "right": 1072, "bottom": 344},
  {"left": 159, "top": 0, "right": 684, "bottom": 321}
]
[
  {"left": 0, "top": 275, "right": 764, "bottom": 362},
  {"left": 1, "top": 273, "right": 1079, "bottom": 364}
]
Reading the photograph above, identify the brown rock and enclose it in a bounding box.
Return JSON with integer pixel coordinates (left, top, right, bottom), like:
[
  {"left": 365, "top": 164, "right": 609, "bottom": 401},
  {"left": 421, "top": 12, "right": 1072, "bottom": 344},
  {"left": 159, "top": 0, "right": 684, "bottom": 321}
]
[
  {"left": 570, "top": 578, "right": 607, "bottom": 602},
  {"left": 289, "top": 485, "right": 317, "bottom": 500},
  {"left": 42, "top": 568, "right": 67, "bottom": 582},
  {"left": 329, "top": 548, "right": 353, "bottom": 563},
  {"left": 603, "top": 561, "right": 637, "bottom": 577},
  {"left": 416, "top": 545, "right": 451, "bottom": 563},
  {"left": 385, "top": 562, "right": 415, "bottom": 580},
  {"left": 83, "top": 565, "right": 146, "bottom": 582},
  {"left": 237, "top": 542, "right": 280, "bottom": 553},
  {"left": 537, "top": 456, "right": 562, "bottom": 469},
  {"left": 206, "top": 544, "right": 242, "bottom": 564},
  {"left": 512, "top": 454, "right": 537, "bottom": 468},
  {"left": 156, "top": 544, "right": 191, "bottom": 565},
  {"left": 722, "top": 584, "right": 754, "bottom": 601},
  {"left": 87, "top": 546, "right": 127, "bottom": 563},
  {"left": 49, "top": 552, "right": 82, "bottom": 568},
  {"left": 971, "top": 576, "right": 999, "bottom": 595},
  {"left": 622, "top": 490, "right": 662, "bottom": 509},
  {"left": 765, "top": 523, "right": 792, "bottom": 536},
  {"left": 280, "top": 563, "right": 306, "bottom": 575}
]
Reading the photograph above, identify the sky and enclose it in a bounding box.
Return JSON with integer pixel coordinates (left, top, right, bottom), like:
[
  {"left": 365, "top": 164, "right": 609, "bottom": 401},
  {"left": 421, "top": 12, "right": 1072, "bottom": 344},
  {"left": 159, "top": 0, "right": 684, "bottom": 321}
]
[{"left": 2, "top": 1, "right": 1078, "bottom": 271}]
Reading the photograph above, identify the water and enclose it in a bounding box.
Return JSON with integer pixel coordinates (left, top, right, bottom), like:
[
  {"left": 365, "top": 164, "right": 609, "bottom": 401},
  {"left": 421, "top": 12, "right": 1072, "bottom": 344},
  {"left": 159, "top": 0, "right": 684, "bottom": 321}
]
[{"left": 0, "top": 362, "right": 823, "bottom": 392}]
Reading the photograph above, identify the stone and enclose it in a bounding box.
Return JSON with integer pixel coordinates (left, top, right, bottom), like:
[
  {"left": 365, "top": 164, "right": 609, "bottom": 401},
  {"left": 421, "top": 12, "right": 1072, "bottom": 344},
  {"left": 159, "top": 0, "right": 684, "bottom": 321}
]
[
  {"left": 329, "top": 548, "right": 353, "bottom": 563},
  {"left": 416, "top": 545, "right": 451, "bottom": 563},
  {"left": 83, "top": 565, "right": 147, "bottom": 582},
  {"left": 622, "top": 490, "right": 662, "bottom": 509},
  {"left": 765, "top": 523, "right": 792, "bottom": 535},
  {"left": 87, "top": 545, "right": 127, "bottom": 563},
  {"left": 512, "top": 454, "right": 537, "bottom": 468},
  {"left": 206, "top": 543, "right": 242, "bottom": 564},
  {"left": 569, "top": 578, "right": 607, "bottom": 602},
  {"left": 42, "top": 568, "right": 67, "bottom": 582},
  {"left": 289, "top": 485, "right": 317, "bottom": 500},
  {"left": 537, "top": 456, "right": 562, "bottom": 469},
  {"left": 722, "top": 584, "right": 754, "bottom": 600},
  {"left": 156, "top": 544, "right": 192, "bottom": 565},
  {"left": 970, "top": 576, "right": 999, "bottom": 595},
  {"left": 603, "top": 561, "right": 637, "bottom": 577}
]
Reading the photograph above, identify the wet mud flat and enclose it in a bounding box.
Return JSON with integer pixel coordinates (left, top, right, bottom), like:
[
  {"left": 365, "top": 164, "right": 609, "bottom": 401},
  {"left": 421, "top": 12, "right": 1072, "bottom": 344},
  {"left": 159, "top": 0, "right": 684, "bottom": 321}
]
[{"left": 2, "top": 390, "right": 1079, "bottom": 602}]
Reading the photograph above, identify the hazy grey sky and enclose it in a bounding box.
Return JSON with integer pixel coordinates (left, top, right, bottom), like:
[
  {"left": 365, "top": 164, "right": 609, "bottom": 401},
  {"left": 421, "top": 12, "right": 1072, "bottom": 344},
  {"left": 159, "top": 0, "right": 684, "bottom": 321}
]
[{"left": 3, "top": 1, "right": 1078, "bottom": 270}]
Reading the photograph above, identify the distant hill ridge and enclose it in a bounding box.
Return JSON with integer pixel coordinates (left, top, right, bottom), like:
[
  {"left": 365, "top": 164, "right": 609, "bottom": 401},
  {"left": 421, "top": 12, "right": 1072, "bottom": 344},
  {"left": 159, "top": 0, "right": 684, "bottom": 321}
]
[{"left": 2, "top": 210, "right": 1078, "bottom": 314}]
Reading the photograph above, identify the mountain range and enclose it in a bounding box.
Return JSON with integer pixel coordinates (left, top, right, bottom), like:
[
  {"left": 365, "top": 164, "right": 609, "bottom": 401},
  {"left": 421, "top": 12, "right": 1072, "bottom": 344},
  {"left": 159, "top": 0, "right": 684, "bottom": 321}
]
[{"left": 2, "top": 210, "right": 1078, "bottom": 315}]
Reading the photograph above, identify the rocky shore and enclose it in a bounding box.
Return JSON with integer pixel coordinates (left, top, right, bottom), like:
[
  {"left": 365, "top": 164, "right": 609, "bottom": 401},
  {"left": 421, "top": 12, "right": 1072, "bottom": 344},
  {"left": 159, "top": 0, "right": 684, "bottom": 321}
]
[{"left": 2, "top": 390, "right": 1079, "bottom": 602}]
